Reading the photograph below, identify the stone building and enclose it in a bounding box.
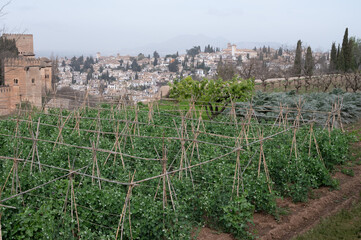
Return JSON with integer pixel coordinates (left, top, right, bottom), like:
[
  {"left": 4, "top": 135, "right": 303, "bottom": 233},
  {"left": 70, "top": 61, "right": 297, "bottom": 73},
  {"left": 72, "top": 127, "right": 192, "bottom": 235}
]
[
  {"left": 0, "top": 34, "right": 53, "bottom": 115},
  {"left": 222, "top": 43, "right": 258, "bottom": 61}
]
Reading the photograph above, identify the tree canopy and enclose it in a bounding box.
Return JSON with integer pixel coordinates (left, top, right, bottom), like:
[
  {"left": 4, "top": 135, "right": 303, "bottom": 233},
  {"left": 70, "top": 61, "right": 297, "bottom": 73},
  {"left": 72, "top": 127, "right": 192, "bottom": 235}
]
[
  {"left": 329, "top": 42, "right": 337, "bottom": 72},
  {"left": 168, "top": 59, "right": 179, "bottom": 72},
  {"left": 293, "top": 40, "right": 302, "bottom": 77},
  {"left": 0, "top": 37, "right": 19, "bottom": 85},
  {"left": 304, "top": 46, "right": 314, "bottom": 77},
  {"left": 186, "top": 46, "right": 201, "bottom": 57},
  {"left": 131, "top": 59, "right": 141, "bottom": 72},
  {"left": 332, "top": 28, "right": 359, "bottom": 72}
]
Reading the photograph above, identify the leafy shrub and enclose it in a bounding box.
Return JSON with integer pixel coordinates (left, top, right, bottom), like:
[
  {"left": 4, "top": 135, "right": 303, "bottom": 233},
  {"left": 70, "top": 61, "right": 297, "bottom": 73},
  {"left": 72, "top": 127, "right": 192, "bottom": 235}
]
[{"left": 170, "top": 76, "right": 254, "bottom": 119}]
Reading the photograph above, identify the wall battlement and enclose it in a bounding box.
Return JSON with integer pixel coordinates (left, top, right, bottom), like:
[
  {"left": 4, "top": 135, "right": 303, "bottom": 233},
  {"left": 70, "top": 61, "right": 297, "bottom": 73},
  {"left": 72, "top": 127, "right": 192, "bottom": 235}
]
[
  {"left": 2, "top": 33, "right": 33, "bottom": 37},
  {"left": 0, "top": 86, "right": 12, "bottom": 115},
  {"left": 4, "top": 57, "right": 43, "bottom": 67},
  {"left": 0, "top": 86, "right": 11, "bottom": 92}
]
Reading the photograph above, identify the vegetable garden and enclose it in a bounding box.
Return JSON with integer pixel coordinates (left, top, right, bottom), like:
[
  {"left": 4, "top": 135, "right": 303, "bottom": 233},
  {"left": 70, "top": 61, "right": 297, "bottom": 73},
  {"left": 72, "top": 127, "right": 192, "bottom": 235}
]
[{"left": 0, "top": 96, "right": 352, "bottom": 239}]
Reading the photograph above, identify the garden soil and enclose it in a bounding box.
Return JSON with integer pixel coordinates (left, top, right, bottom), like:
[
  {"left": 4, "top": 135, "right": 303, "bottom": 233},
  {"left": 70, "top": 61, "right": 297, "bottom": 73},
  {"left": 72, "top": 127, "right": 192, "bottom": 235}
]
[{"left": 197, "top": 130, "right": 361, "bottom": 240}]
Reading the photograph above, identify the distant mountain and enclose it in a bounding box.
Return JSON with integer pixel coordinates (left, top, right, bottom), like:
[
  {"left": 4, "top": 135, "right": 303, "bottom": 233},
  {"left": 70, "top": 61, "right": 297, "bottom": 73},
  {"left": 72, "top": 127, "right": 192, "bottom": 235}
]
[
  {"left": 38, "top": 35, "right": 284, "bottom": 58},
  {"left": 117, "top": 35, "right": 284, "bottom": 56},
  {"left": 118, "top": 34, "right": 229, "bottom": 56},
  {"left": 234, "top": 41, "right": 282, "bottom": 50},
  {"left": 35, "top": 50, "right": 94, "bottom": 58}
]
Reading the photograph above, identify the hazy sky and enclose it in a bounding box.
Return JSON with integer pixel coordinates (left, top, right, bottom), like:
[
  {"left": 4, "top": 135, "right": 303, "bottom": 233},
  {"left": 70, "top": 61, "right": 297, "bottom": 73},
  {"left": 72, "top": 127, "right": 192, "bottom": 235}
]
[{"left": 1, "top": 0, "right": 361, "bottom": 56}]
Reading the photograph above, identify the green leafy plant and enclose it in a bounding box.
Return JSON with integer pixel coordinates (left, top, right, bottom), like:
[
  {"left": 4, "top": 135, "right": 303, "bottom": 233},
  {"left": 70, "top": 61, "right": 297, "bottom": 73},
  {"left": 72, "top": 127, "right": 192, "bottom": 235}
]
[
  {"left": 219, "top": 195, "right": 255, "bottom": 239},
  {"left": 170, "top": 76, "right": 254, "bottom": 119}
]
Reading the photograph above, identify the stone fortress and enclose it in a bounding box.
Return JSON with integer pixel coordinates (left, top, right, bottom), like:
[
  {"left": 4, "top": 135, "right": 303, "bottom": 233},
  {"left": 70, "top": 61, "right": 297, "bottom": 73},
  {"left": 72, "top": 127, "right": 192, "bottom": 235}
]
[{"left": 0, "top": 34, "right": 53, "bottom": 115}]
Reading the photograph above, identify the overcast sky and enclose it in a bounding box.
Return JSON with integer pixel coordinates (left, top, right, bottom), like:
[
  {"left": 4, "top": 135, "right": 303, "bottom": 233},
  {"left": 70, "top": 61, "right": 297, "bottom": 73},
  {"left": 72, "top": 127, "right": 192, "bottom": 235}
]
[{"left": 1, "top": 0, "right": 361, "bottom": 56}]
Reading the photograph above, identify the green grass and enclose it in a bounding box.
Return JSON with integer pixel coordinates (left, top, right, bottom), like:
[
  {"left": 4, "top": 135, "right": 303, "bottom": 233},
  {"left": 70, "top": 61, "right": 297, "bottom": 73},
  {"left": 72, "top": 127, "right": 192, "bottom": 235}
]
[{"left": 294, "top": 197, "right": 361, "bottom": 240}]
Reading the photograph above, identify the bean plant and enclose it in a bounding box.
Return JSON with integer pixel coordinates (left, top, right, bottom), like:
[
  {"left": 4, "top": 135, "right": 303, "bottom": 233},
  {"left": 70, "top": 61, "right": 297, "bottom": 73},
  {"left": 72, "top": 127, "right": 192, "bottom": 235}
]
[{"left": 0, "top": 104, "right": 351, "bottom": 239}]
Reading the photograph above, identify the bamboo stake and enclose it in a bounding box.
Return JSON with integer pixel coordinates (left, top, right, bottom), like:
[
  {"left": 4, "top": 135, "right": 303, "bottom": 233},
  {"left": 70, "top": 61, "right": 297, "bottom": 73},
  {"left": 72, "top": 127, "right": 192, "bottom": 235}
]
[
  {"left": 166, "top": 174, "right": 176, "bottom": 213},
  {"left": 30, "top": 117, "right": 42, "bottom": 173},
  {"left": 69, "top": 162, "right": 81, "bottom": 237},
  {"left": 337, "top": 98, "right": 344, "bottom": 132},
  {"left": 63, "top": 174, "right": 70, "bottom": 216},
  {"left": 331, "top": 103, "right": 336, "bottom": 131},
  {"left": 308, "top": 123, "right": 314, "bottom": 157},
  {"left": 312, "top": 128, "right": 325, "bottom": 167},
  {"left": 128, "top": 196, "right": 133, "bottom": 240},
  {"left": 104, "top": 122, "right": 125, "bottom": 168},
  {"left": 231, "top": 140, "right": 242, "bottom": 198},
  {"left": 0, "top": 212, "right": 2, "bottom": 240},
  {"left": 115, "top": 171, "right": 136, "bottom": 240},
  {"left": 73, "top": 110, "right": 81, "bottom": 136},
  {"left": 257, "top": 132, "right": 272, "bottom": 193},
  {"left": 148, "top": 102, "right": 154, "bottom": 124},
  {"left": 53, "top": 112, "right": 73, "bottom": 150},
  {"left": 0, "top": 167, "right": 87, "bottom": 204},
  {"left": 11, "top": 114, "right": 21, "bottom": 194},
  {"left": 91, "top": 141, "right": 102, "bottom": 189}
]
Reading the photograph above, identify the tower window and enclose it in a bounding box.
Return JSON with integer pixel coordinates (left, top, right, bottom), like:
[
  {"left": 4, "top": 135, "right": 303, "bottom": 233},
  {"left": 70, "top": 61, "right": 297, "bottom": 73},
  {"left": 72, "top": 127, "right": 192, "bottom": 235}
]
[
  {"left": 32, "top": 78, "right": 35, "bottom": 84},
  {"left": 14, "top": 79, "right": 18, "bottom": 85}
]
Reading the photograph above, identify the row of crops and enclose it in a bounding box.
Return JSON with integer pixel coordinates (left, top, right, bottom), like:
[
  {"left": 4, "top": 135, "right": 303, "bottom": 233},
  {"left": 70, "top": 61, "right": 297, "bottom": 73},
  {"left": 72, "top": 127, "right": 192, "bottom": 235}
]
[
  {"left": 0, "top": 101, "right": 352, "bottom": 239},
  {"left": 231, "top": 89, "right": 361, "bottom": 125}
]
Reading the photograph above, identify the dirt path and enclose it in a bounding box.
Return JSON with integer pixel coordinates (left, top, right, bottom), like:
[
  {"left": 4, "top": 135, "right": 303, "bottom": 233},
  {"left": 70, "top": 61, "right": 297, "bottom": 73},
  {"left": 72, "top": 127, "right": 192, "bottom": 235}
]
[
  {"left": 253, "top": 164, "right": 361, "bottom": 240},
  {"left": 197, "top": 131, "right": 361, "bottom": 240},
  {"left": 196, "top": 228, "right": 234, "bottom": 240}
]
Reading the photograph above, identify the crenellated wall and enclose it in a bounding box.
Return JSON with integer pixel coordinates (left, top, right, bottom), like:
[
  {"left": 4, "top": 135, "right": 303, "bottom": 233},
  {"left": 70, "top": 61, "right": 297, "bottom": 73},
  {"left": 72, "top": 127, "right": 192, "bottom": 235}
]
[
  {"left": 4, "top": 57, "right": 43, "bottom": 67},
  {"left": 0, "top": 86, "right": 12, "bottom": 115}
]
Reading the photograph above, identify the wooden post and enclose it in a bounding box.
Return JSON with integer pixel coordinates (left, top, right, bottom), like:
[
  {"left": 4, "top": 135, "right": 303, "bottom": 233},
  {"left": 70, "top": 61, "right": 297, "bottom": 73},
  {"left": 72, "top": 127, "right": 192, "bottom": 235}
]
[{"left": 115, "top": 171, "right": 136, "bottom": 240}]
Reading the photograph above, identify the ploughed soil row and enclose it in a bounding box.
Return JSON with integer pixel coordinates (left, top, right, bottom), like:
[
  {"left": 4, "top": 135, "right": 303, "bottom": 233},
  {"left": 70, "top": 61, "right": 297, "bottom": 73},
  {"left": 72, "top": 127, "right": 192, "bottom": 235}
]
[
  {"left": 197, "top": 141, "right": 361, "bottom": 240},
  {"left": 253, "top": 163, "right": 361, "bottom": 240}
]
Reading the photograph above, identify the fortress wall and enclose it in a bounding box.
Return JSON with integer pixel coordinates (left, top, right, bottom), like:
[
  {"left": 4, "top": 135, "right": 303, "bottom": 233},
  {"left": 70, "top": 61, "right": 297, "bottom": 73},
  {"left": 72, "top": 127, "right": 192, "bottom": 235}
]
[{"left": 0, "top": 86, "right": 12, "bottom": 115}]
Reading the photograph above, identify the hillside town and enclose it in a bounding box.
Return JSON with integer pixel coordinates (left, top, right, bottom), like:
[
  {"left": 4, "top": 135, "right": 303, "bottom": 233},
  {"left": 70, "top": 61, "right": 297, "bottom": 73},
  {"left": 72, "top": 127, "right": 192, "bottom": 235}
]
[{"left": 56, "top": 43, "right": 329, "bottom": 102}]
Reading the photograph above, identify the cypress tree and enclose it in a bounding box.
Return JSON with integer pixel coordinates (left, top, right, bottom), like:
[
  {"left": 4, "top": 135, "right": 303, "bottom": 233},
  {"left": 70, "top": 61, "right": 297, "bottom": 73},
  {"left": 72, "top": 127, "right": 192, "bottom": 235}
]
[
  {"left": 294, "top": 40, "right": 302, "bottom": 76},
  {"left": 341, "top": 28, "right": 349, "bottom": 71},
  {"left": 336, "top": 44, "right": 344, "bottom": 71},
  {"left": 153, "top": 51, "right": 160, "bottom": 59},
  {"left": 304, "top": 46, "right": 314, "bottom": 77},
  {"left": 330, "top": 42, "right": 337, "bottom": 72},
  {"left": 348, "top": 37, "right": 355, "bottom": 71},
  {"left": 259, "top": 52, "right": 264, "bottom": 61}
]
